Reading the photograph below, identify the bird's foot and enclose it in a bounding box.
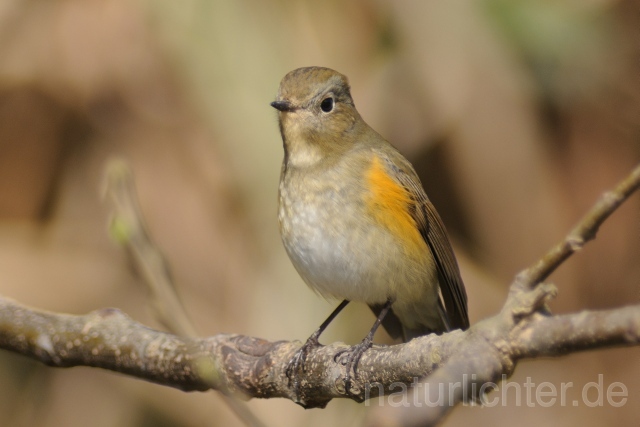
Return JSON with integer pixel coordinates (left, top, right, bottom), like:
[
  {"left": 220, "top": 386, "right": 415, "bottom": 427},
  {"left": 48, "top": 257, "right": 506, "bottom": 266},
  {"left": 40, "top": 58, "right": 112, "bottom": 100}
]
[
  {"left": 334, "top": 337, "right": 373, "bottom": 395},
  {"left": 286, "top": 335, "right": 320, "bottom": 392}
]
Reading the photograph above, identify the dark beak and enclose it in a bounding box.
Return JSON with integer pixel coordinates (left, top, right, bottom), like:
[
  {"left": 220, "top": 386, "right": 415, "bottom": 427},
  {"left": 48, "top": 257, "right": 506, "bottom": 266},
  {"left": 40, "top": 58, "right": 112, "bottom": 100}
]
[{"left": 270, "top": 100, "right": 295, "bottom": 112}]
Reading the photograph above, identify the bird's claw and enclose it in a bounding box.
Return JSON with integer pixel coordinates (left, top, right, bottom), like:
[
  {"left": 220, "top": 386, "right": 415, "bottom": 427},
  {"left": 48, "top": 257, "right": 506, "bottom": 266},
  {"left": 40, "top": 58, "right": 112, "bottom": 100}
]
[
  {"left": 334, "top": 340, "right": 372, "bottom": 394},
  {"left": 286, "top": 337, "right": 320, "bottom": 391}
]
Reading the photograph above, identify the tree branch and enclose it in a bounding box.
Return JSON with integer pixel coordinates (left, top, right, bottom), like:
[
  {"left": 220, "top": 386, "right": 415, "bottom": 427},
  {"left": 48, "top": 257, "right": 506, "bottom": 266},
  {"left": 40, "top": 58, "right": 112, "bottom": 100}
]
[
  {"left": 0, "top": 163, "right": 638, "bottom": 427},
  {"left": 514, "top": 305, "right": 640, "bottom": 357},
  {"left": 1, "top": 295, "right": 637, "bottom": 408}
]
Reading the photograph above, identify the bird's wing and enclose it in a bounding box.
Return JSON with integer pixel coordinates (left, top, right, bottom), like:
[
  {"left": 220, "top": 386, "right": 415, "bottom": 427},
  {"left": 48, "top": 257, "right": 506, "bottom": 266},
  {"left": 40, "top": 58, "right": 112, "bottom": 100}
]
[{"left": 379, "top": 152, "right": 469, "bottom": 331}]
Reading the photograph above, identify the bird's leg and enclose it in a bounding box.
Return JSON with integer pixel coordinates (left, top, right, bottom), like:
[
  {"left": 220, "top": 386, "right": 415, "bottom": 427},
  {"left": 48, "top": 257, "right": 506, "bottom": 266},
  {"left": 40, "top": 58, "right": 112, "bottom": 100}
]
[
  {"left": 286, "top": 300, "right": 350, "bottom": 389},
  {"left": 335, "top": 298, "right": 393, "bottom": 394}
]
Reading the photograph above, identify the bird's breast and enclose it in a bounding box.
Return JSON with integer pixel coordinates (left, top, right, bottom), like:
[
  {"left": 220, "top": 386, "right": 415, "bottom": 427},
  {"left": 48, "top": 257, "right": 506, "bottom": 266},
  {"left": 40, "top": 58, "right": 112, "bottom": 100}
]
[{"left": 278, "top": 157, "right": 436, "bottom": 305}]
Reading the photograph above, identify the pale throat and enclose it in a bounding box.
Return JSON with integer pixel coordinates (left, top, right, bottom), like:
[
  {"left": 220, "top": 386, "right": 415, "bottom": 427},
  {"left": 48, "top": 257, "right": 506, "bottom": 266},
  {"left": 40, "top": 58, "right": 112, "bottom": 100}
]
[
  {"left": 285, "top": 141, "right": 323, "bottom": 168},
  {"left": 282, "top": 119, "right": 324, "bottom": 168}
]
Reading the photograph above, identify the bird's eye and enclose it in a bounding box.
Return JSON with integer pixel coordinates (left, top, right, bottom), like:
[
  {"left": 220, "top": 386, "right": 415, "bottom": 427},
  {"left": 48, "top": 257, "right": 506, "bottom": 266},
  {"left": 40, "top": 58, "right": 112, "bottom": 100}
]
[{"left": 320, "top": 97, "right": 334, "bottom": 113}]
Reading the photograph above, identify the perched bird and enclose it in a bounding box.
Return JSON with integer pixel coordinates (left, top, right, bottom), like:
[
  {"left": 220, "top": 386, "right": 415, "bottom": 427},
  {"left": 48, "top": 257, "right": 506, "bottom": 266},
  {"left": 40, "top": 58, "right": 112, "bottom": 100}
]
[{"left": 271, "top": 66, "right": 469, "bottom": 390}]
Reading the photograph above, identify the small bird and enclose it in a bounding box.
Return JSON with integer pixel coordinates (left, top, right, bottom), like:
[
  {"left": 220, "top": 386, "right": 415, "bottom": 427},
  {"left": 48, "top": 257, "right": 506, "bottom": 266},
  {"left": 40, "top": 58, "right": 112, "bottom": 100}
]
[{"left": 271, "top": 66, "right": 469, "bottom": 391}]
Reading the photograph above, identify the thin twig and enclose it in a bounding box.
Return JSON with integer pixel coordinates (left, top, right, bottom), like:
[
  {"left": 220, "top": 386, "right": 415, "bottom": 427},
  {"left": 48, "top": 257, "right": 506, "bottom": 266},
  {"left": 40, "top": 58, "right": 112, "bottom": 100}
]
[
  {"left": 102, "top": 159, "right": 197, "bottom": 337},
  {"left": 512, "top": 163, "right": 640, "bottom": 291},
  {"left": 102, "top": 159, "right": 267, "bottom": 427}
]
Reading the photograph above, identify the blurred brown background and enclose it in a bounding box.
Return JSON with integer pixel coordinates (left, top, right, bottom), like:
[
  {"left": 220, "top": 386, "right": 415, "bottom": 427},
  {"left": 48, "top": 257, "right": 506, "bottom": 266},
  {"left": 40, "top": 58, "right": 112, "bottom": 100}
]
[{"left": 0, "top": 0, "right": 639, "bottom": 426}]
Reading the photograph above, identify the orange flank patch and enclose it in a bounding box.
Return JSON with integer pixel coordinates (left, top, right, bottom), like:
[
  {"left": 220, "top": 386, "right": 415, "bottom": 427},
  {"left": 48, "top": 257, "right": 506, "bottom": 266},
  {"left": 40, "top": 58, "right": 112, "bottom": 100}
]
[{"left": 366, "top": 156, "right": 424, "bottom": 254}]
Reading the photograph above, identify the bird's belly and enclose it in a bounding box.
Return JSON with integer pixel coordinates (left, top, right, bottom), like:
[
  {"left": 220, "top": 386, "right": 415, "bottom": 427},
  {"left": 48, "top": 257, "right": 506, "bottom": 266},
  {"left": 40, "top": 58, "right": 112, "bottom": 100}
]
[{"left": 279, "top": 193, "right": 437, "bottom": 306}]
